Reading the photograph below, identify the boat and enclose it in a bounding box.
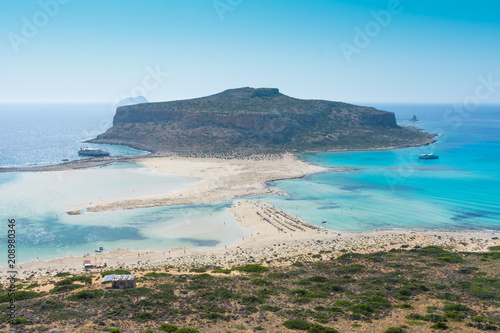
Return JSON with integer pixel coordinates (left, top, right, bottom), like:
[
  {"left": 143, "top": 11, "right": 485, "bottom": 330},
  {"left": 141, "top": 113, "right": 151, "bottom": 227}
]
[
  {"left": 419, "top": 153, "right": 439, "bottom": 159},
  {"left": 95, "top": 246, "right": 104, "bottom": 253},
  {"left": 321, "top": 219, "right": 326, "bottom": 223},
  {"left": 78, "top": 148, "right": 110, "bottom": 157}
]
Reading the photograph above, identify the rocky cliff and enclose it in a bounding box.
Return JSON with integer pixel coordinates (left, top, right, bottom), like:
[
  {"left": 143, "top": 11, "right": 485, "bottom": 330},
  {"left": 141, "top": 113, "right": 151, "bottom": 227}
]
[{"left": 89, "top": 87, "right": 435, "bottom": 154}]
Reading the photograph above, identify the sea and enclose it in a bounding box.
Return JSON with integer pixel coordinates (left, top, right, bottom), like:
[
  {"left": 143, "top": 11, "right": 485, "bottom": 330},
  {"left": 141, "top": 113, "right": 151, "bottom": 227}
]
[{"left": 0, "top": 103, "right": 499, "bottom": 264}]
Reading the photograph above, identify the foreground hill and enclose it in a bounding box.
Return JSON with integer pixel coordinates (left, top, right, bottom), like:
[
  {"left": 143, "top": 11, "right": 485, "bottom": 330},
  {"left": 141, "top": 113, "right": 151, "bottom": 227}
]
[
  {"left": 89, "top": 88, "right": 435, "bottom": 154},
  {"left": 3, "top": 246, "right": 499, "bottom": 332}
]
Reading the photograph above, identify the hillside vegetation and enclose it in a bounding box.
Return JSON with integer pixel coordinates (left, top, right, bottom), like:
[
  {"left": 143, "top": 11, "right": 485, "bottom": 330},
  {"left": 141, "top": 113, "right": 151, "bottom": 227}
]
[
  {"left": 2, "top": 246, "right": 499, "bottom": 332},
  {"left": 89, "top": 88, "right": 435, "bottom": 155}
]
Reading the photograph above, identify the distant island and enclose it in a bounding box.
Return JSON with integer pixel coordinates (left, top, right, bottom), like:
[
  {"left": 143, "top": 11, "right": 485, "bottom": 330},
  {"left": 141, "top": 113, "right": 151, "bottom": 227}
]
[
  {"left": 409, "top": 115, "right": 418, "bottom": 122},
  {"left": 89, "top": 87, "right": 435, "bottom": 155}
]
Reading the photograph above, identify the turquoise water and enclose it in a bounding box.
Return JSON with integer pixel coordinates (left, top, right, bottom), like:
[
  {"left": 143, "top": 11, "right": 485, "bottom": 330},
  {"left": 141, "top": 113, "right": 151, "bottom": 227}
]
[
  {"left": 0, "top": 164, "right": 244, "bottom": 265},
  {"left": 0, "top": 103, "right": 498, "bottom": 264},
  {"left": 259, "top": 104, "right": 500, "bottom": 232}
]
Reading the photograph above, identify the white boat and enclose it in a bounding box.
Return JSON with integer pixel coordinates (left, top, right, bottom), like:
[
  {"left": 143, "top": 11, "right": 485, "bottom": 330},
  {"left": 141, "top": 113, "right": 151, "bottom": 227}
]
[{"left": 419, "top": 153, "right": 439, "bottom": 159}]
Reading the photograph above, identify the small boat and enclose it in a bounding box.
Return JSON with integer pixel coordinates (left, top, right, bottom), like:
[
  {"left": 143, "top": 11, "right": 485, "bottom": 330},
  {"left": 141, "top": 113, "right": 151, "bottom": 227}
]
[
  {"left": 95, "top": 246, "right": 104, "bottom": 253},
  {"left": 321, "top": 219, "right": 326, "bottom": 223},
  {"left": 419, "top": 153, "right": 439, "bottom": 159},
  {"left": 79, "top": 148, "right": 110, "bottom": 157}
]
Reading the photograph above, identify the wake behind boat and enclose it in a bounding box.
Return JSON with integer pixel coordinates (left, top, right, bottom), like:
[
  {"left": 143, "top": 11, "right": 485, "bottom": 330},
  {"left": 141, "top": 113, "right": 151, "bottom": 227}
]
[
  {"left": 419, "top": 153, "right": 439, "bottom": 159},
  {"left": 78, "top": 148, "right": 110, "bottom": 157}
]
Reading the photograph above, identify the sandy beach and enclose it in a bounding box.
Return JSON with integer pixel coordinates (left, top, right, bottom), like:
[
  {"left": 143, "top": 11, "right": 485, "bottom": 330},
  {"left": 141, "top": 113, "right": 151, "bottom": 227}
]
[
  {"left": 67, "top": 153, "right": 332, "bottom": 214},
  {"left": 3, "top": 200, "right": 498, "bottom": 283}
]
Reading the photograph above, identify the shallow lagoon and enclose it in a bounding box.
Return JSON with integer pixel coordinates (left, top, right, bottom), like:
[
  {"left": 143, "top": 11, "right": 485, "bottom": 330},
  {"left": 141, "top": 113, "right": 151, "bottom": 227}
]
[{"left": 0, "top": 164, "right": 244, "bottom": 264}]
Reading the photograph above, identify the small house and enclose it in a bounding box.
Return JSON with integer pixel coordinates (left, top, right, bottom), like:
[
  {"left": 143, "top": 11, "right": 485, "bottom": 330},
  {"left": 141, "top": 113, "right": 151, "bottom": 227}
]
[
  {"left": 101, "top": 274, "right": 136, "bottom": 289},
  {"left": 83, "top": 260, "right": 94, "bottom": 270}
]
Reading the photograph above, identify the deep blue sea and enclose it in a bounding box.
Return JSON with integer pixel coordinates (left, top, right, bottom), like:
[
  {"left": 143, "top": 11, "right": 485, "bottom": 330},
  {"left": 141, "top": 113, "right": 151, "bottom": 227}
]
[
  {"left": 0, "top": 104, "right": 148, "bottom": 168},
  {"left": 0, "top": 103, "right": 499, "bottom": 264}
]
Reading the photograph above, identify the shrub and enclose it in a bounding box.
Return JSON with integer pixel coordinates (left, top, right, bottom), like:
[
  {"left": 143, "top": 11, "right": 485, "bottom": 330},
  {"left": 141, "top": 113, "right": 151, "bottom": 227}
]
[
  {"left": 252, "top": 279, "right": 271, "bottom": 286},
  {"left": 0, "top": 291, "right": 39, "bottom": 303},
  {"left": 261, "top": 305, "right": 280, "bottom": 312},
  {"left": 336, "top": 300, "right": 352, "bottom": 307},
  {"left": 294, "top": 296, "right": 313, "bottom": 304},
  {"left": 427, "top": 306, "right": 439, "bottom": 313},
  {"left": 349, "top": 304, "right": 375, "bottom": 316},
  {"left": 290, "top": 289, "right": 308, "bottom": 297},
  {"left": 430, "top": 322, "right": 449, "bottom": 330},
  {"left": 134, "top": 312, "right": 156, "bottom": 321},
  {"left": 283, "top": 319, "right": 312, "bottom": 330},
  {"left": 438, "top": 254, "right": 465, "bottom": 263},
  {"left": 459, "top": 267, "right": 479, "bottom": 274},
  {"left": 246, "top": 306, "right": 259, "bottom": 313},
  {"left": 397, "top": 303, "right": 413, "bottom": 309},
  {"left": 443, "top": 303, "right": 471, "bottom": 312},
  {"left": 307, "top": 324, "right": 339, "bottom": 333},
  {"left": 144, "top": 272, "right": 170, "bottom": 278},
  {"left": 437, "top": 292, "right": 460, "bottom": 301},
  {"left": 200, "top": 287, "right": 239, "bottom": 300},
  {"left": 418, "top": 246, "right": 448, "bottom": 256},
  {"left": 383, "top": 328, "right": 407, "bottom": 333},
  {"left": 69, "top": 289, "right": 103, "bottom": 300},
  {"left": 206, "top": 312, "right": 224, "bottom": 319},
  {"left": 50, "top": 284, "right": 82, "bottom": 293},
  {"left": 232, "top": 264, "right": 268, "bottom": 273},
  {"left": 38, "top": 299, "right": 65, "bottom": 311},
  {"left": 337, "top": 264, "right": 365, "bottom": 274},
  {"left": 109, "top": 329, "right": 121, "bottom": 333},
  {"left": 314, "top": 313, "right": 328, "bottom": 324},
  {"left": 242, "top": 295, "right": 265, "bottom": 304},
  {"left": 211, "top": 269, "right": 232, "bottom": 274},
  {"left": 176, "top": 328, "right": 200, "bottom": 333},
  {"left": 445, "top": 310, "right": 465, "bottom": 321},
  {"left": 337, "top": 252, "right": 363, "bottom": 261},
  {"left": 319, "top": 284, "right": 344, "bottom": 293},
  {"left": 11, "top": 318, "right": 28, "bottom": 325},
  {"left": 405, "top": 313, "right": 425, "bottom": 320},
  {"left": 101, "top": 269, "right": 131, "bottom": 277},
  {"left": 424, "top": 314, "right": 447, "bottom": 323},
  {"left": 159, "top": 323, "right": 178, "bottom": 332}
]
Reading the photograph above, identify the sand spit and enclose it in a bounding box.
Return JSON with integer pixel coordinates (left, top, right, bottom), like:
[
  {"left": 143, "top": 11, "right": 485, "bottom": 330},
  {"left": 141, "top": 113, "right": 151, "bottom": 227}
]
[{"left": 66, "top": 153, "right": 332, "bottom": 214}]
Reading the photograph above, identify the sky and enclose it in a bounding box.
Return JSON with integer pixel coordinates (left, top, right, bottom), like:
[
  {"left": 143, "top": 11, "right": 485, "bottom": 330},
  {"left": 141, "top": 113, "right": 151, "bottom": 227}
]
[{"left": 0, "top": 0, "right": 499, "bottom": 104}]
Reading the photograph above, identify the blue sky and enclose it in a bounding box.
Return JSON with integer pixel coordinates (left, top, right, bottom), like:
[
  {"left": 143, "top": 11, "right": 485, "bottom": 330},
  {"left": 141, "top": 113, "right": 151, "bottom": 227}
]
[{"left": 1, "top": 0, "right": 499, "bottom": 104}]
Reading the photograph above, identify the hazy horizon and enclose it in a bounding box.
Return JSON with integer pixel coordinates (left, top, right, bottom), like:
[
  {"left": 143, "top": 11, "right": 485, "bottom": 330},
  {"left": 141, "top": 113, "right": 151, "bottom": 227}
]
[{"left": 1, "top": 0, "right": 499, "bottom": 105}]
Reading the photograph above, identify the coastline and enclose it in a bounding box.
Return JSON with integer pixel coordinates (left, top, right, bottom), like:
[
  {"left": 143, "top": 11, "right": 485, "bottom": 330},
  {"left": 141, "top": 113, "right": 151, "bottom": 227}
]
[
  {"left": 2, "top": 200, "right": 498, "bottom": 280},
  {"left": 4, "top": 134, "right": 489, "bottom": 282}
]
